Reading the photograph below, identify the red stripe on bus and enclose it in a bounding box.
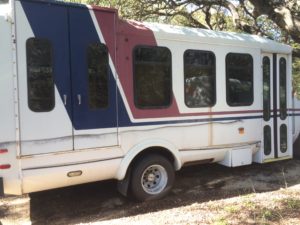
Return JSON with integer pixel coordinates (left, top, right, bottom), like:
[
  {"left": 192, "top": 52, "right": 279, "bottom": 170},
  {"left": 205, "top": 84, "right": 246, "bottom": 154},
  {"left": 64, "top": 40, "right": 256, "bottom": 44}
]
[{"left": 92, "top": 14, "right": 181, "bottom": 119}]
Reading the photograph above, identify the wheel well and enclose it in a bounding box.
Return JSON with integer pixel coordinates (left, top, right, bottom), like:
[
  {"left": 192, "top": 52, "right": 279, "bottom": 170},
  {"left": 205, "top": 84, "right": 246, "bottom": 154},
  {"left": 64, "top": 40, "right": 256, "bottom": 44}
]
[
  {"left": 117, "top": 147, "right": 176, "bottom": 197},
  {"left": 131, "top": 147, "right": 175, "bottom": 169},
  {"left": 126, "top": 147, "right": 175, "bottom": 178}
]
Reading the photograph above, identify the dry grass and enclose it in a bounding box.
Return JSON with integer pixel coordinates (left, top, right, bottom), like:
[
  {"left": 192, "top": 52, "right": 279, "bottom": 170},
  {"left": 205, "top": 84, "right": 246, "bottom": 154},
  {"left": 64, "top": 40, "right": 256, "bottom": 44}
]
[{"left": 89, "top": 187, "right": 300, "bottom": 225}]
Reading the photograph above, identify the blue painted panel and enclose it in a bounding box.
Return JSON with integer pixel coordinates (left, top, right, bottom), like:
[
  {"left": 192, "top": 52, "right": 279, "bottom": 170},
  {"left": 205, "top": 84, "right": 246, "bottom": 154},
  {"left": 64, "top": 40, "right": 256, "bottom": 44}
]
[
  {"left": 69, "top": 7, "right": 117, "bottom": 130},
  {"left": 21, "top": 0, "right": 73, "bottom": 119},
  {"left": 21, "top": 1, "right": 119, "bottom": 130}
]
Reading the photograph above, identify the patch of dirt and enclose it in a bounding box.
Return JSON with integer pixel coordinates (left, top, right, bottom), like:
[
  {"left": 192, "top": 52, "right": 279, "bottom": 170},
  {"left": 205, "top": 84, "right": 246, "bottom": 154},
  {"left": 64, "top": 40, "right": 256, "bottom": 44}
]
[{"left": 1, "top": 159, "right": 300, "bottom": 225}]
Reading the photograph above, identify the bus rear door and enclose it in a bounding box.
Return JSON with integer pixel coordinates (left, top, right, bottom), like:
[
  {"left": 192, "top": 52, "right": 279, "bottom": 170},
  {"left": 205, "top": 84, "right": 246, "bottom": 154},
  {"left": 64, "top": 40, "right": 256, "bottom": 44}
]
[{"left": 260, "top": 53, "right": 292, "bottom": 162}]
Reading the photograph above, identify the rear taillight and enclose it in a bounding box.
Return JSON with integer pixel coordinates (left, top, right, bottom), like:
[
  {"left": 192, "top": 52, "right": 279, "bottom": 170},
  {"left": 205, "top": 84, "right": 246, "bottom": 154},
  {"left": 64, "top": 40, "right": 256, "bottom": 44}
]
[
  {"left": 0, "top": 149, "right": 8, "bottom": 154},
  {"left": 0, "top": 164, "right": 11, "bottom": 169},
  {"left": 0, "top": 149, "right": 10, "bottom": 169}
]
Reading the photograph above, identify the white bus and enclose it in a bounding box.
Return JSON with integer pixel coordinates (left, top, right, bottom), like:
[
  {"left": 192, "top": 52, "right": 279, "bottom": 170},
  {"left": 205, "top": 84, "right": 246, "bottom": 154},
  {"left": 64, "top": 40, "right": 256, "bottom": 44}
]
[{"left": 1, "top": 0, "right": 300, "bottom": 201}]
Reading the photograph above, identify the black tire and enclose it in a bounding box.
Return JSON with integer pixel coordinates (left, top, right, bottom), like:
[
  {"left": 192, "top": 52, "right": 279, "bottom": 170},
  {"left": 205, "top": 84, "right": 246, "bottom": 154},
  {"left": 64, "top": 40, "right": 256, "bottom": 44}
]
[{"left": 130, "top": 154, "right": 175, "bottom": 201}]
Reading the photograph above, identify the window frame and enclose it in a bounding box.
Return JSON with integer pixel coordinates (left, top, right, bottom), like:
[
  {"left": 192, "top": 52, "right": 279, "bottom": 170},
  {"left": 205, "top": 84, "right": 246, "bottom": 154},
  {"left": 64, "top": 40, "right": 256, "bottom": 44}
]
[
  {"left": 26, "top": 37, "right": 55, "bottom": 113},
  {"left": 225, "top": 52, "right": 254, "bottom": 107},
  {"left": 86, "top": 42, "right": 109, "bottom": 110},
  {"left": 183, "top": 49, "right": 216, "bottom": 108},
  {"left": 133, "top": 45, "right": 173, "bottom": 109}
]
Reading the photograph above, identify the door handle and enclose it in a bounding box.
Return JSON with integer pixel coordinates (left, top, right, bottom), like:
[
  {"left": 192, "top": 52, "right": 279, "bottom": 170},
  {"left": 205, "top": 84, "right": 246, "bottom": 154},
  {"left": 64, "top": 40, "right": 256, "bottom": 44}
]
[
  {"left": 77, "top": 94, "right": 81, "bottom": 105},
  {"left": 63, "top": 94, "right": 67, "bottom": 105}
]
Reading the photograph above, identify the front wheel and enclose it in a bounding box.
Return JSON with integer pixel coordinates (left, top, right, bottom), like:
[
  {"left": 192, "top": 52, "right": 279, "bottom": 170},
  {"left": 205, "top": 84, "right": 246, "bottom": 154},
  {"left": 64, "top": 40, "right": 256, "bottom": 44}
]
[{"left": 130, "top": 154, "right": 175, "bottom": 201}]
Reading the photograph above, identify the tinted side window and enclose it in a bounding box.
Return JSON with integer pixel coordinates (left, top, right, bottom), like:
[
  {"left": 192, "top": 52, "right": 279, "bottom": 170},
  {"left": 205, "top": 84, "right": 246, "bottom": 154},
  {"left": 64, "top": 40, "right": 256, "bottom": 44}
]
[
  {"left": 87, "top": 43, "right": 109, "bottom": 109},
  {"left": 27, "top": 38, "right": 55, "bottom": 112},
  {"left": 264, "top": 125, "right": 272, "bottom": 156},
  {"left": 280, "top": 124, "right": 287, "bottom": 153},
  {"left": 279, "top": 58, "right": 287, "bottom": 120},
  {"left": 134, "top": 46, "right": 172, "bottom": 108},
  {"left": 226, "top": 53, "right": 253, "bottom": 106},
  {"left": 184, "top": 50, "right": 216, "bottom": 107},
  {"left": 263, "top": 57, "right": 271, "bottom": 121}
]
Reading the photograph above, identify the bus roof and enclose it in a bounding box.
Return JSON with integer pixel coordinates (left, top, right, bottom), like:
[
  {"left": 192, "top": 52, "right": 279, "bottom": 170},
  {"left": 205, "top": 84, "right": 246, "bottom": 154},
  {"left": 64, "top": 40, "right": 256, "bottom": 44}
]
[{"left": 141, "top": 21, "right": 292, "bottom": 54}]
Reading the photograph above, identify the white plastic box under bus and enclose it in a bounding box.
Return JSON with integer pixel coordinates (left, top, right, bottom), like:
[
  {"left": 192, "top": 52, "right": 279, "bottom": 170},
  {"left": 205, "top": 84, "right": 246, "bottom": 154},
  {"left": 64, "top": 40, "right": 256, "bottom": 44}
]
[{"left": 0, "top": 0, "right": 300, "bottom": 201}]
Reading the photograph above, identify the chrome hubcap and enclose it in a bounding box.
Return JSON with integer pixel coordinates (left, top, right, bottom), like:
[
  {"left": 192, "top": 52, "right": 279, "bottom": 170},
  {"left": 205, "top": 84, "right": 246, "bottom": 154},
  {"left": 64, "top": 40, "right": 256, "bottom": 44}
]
[{"left": 141, "top": 165, "right": 168, "bottom": 195}]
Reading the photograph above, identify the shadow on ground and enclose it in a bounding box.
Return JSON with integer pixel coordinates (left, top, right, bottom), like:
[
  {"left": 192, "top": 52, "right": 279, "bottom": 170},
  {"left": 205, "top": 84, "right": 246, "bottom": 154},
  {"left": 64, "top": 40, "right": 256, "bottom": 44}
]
[{"left": 29, "top": 158, "right": 300, "bottom": 225}]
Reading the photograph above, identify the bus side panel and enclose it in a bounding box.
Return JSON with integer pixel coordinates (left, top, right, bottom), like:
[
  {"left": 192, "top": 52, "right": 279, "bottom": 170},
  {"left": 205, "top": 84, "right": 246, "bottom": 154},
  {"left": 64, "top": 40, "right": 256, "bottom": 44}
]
[
  {"left": 0, "top": 15, "right": 15, "bottom": 146},
  {"left": 0, "top": 13, "right": 22, "bottom": 195}
]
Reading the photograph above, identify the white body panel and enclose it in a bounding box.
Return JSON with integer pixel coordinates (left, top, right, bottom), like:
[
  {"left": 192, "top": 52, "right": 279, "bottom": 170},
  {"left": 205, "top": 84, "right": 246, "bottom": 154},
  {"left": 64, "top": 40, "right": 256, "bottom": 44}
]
[
  {"left": 22, "top": 158, "right": 122, "bottom": 193},
  {"left": 73, "top": 128, "right": 118, "bottom": 150},
  {"left": 293, "top": 97, "right": 300, "bottom": 141},
  {"left": 0, "top": 10, "right": 15, "bottom": 146},
  {"left": 0, "top": 2, "right": 22, "bottom": 195}
]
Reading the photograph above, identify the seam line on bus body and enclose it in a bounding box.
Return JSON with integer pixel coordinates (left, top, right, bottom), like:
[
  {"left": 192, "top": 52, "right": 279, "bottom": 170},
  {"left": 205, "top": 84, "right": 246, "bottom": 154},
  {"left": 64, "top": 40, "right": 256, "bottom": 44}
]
[{"left": 22, "top": 156, "right": 124, "bottom": 171}]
